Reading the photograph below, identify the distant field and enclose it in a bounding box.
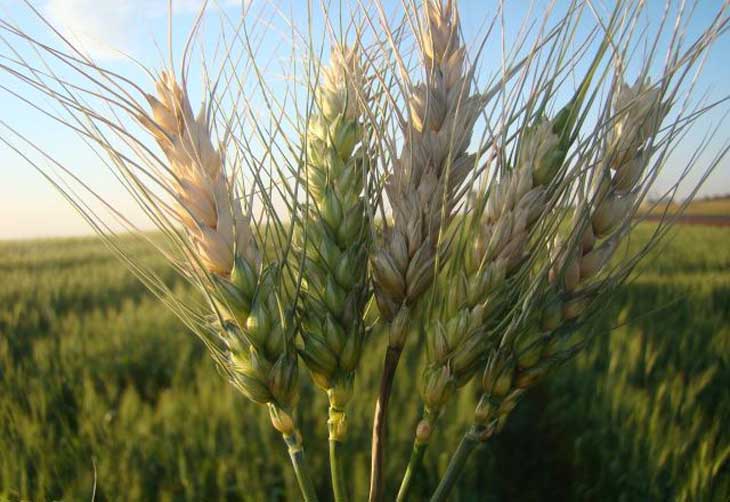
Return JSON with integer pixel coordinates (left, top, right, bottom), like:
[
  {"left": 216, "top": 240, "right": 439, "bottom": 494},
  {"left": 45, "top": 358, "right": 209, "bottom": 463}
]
[
  {"left": 1, "top": 225, "right": 728, "bottom": 501},
  {"left": 641, "top": 195, "right": 730, "bottom": 226},
  {"left": 682, "top": 196, "right": 730, "bottom": 216}
]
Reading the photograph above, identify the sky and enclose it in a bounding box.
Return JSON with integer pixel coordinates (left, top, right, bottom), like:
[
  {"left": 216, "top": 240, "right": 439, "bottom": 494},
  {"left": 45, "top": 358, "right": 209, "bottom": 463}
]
[{"left": 0, "top": 0, "right": 728, "bottom": 240}]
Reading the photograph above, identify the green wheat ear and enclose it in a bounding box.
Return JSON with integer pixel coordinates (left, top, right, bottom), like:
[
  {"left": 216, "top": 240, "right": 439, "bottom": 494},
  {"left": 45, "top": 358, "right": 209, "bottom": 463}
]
[
  {"left": 297, "top": 44, "right": 371, "bottom": 429},
  {"left": 294, "top": 43, "right": 372, "bottom": 502}
]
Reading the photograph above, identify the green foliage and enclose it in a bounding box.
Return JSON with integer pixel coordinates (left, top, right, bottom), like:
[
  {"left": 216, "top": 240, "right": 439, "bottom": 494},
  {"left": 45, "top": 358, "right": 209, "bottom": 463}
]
[{"left": 1, "top": 226, "right": 728, "bottom": 500}]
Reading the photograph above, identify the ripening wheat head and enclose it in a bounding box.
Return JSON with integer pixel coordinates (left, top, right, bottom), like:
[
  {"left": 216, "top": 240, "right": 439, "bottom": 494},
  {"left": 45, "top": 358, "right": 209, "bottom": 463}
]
[
  {"left": 372, "top": 0, "right": 484, "bottom": 337},
  {"left": 316, "top": 44, "right": 368, "bottom": 123},
  {"left": 472, "top": 42, "right": 724, "bottom": 445},
  {"left": 139, "top": 71, "right": 259, "bottom": 277},
  {"left": 548, "top": 77, "right": 666, "bottom": 319},
  {"left": 416, "top": 93, "right": 577, "bottom": 442},
  {"left": 133, "top": 71, "right": 303, "bottom": 435},
  {"left": 412, "top": 4, "right": 606, "bottom": 434}
]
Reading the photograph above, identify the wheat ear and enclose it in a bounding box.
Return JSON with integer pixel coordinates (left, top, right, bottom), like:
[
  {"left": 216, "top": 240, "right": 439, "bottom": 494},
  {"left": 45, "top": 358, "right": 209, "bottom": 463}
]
[
  {"left": 372, "top": 0, "right": 482, "bottom": 326},
  {"left": 428, "top": 79, "right": 666, "bottom": 502},
  {"left": 139, "top": 72, "right": 316, "bottom": 500},
  {"left": 473, "top": 76, "right": 667, "bottom": 457},
  {"left": 297, "top": 44, "right": 371, "bottom": 502},
  {"left": 397, "top": 112, "right": 573, "bottom": 499},
  {"left": 368, "top": 2, "right": 485, "bottom": 498},
  {"left": 410, "top": 49, "right": 603, "bottom": 438}
]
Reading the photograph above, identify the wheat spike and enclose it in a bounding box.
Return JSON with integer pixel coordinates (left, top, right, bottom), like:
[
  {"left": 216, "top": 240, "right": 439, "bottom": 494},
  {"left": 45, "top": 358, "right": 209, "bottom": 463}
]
[
  {"left": 140, "top": 71, "right": 259, "bottom": 276},
  {"left": 473, "top": 77, "right": 668, "bottom": 442},
  {"left": 369, "top": 3, "right": 489, "bottom": 498},
  {"left": 139, "top": 72, "right": 299, "bottom": 434},
  {"left": 373, "top": 0, "right": 483, "bottom": 339},
  {"left": 417, "top": 120, "right": 563, "bottom": 439},
  {"left": 298, "top": 45, "right": 371, "bottom": 442},
  {"left": 547, "top": 77, "right": 665, "bottom": 328}
]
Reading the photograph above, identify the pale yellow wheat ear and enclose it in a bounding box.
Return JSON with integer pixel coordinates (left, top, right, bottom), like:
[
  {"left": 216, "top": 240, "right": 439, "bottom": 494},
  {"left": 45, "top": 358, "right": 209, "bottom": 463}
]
[
  {"left": 138, "top": 71, "right": 260, "bottom": 278},
  {"left": 366, "top": 1, "right": 491, "bottom": 499},
  {"left": 0, "top": 5, "right": 322, "bottom": 498},
  {"left": 466, "top": 76, "right": 672, "bottom": 455},
  {"left": 396, "top": 3, "right": 617, "bottom": 493},
  {"left": 372, "top": 0, "right": 483, "bottom": 328}
]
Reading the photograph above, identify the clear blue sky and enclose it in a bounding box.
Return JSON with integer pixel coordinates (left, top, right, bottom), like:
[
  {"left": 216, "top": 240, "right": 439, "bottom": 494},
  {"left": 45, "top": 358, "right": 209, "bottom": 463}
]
[{"left": 0, "top": 0, "right": 728, "bottom": 239}]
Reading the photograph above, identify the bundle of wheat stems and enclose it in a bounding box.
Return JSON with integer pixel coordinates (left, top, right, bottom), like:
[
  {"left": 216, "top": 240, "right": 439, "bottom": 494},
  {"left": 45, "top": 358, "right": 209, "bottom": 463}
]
[{"left": 0, "top": 0, "right": 728, "bottom": 500}]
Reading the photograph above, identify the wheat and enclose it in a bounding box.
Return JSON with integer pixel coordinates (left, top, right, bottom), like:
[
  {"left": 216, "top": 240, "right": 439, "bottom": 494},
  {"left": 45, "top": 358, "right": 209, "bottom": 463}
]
[
  {"left": 136, "top": 71, "right": 316, "bottom": 497},
  {"left": 296, "top": 44, "right": 371, "bottom": 501},
  {"left": 396, "top": 103, "right": 577, "bottom": 499},
  {"left": 550, "top": 78, "right": 665, "bottom": 337},
  {"left": 139, "top": 70, "right": 296, "bottom": 412},
  {"left": 414, "top": 106, "right": 574, "bottom": 436},
  {"left": 1, "top": 2, "right": 727, "bottom": 501},
  {"left": 472, "top": 77, "right": 668, "bottom": 444},
  {"left": 369, "top": 1, "right": 488, "bottom": 497},
  {"left": 372, "top": 0, "right": 482, "bottom": 330},
  {"left": 419, "top": 142, "right": 551, "bottom": 426},
  {"left": 139, "top": 71, "right": 260, "bottom": 277},
  {"left": 298, "top": 45, "right": 369, "bottom": 406},
  {"left": 428, "top": 6, "right": 728, "bottom": 495}
]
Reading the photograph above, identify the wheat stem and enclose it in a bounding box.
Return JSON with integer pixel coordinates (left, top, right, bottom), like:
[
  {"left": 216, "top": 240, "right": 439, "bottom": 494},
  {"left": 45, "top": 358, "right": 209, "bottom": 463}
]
[
  {"left": 396, "top": 440, "right": 427, "bottom": 501},
  {"left": 283, "top": 431, "right": 319, "bottom": 502},
  {"left": 429, "top": 425, "right": 484, "bottom": 502},
  {"left": 328, "top": 410, "right": 349, "bottom": 502},
  {"left": 369, "top": 343, "right": 403, "bottom": 501}
]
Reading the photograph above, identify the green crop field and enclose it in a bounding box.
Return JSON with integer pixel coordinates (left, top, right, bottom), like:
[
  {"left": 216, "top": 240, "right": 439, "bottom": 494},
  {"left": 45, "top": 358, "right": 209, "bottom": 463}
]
[{"left": 1, "top": 224, "right": 728, "bottom": 501}]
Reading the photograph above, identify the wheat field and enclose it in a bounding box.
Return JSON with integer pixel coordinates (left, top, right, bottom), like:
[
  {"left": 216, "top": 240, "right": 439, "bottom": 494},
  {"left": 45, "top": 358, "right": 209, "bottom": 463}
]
[{"left": 1, "top": 222, "right": 727, "bottom": 501}]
